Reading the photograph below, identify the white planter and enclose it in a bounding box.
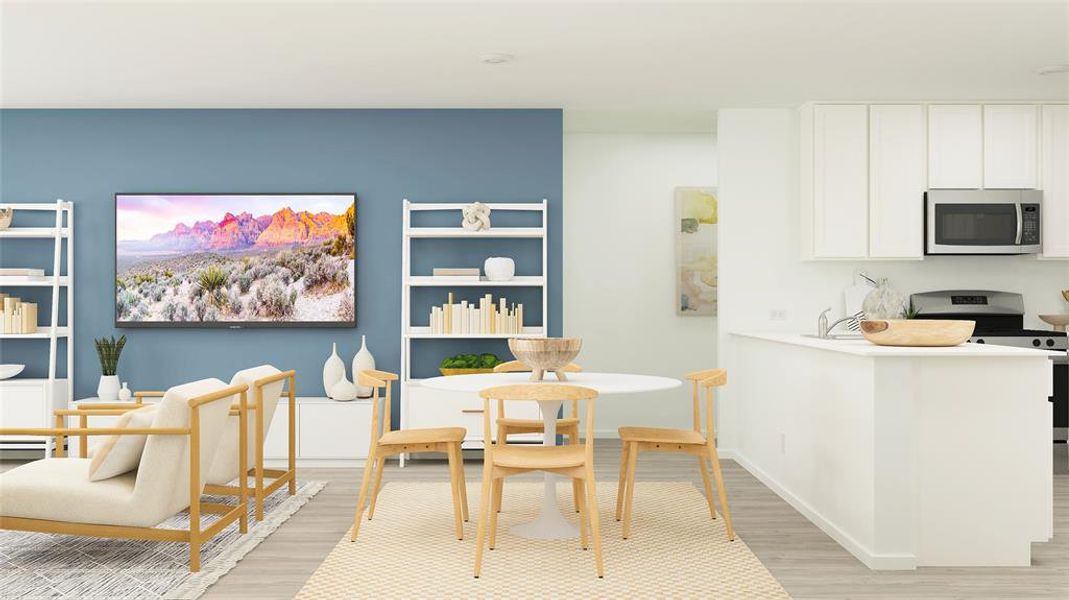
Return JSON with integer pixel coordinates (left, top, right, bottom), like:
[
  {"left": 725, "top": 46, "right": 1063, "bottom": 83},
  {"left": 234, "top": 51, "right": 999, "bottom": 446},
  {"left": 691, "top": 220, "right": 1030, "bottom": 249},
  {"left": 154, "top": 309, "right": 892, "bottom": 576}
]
[
  {"left": 484, "top": 257, "right": 515, "bottom": 281},
  {"left": 322, "top": 342, "right": 345, "bottom": 396},
  {"left": 97, "top": 375, "right": 120, "bottom": 402},
  {"left": 352, "top": 335, "right": 376, "bottom": 398}
]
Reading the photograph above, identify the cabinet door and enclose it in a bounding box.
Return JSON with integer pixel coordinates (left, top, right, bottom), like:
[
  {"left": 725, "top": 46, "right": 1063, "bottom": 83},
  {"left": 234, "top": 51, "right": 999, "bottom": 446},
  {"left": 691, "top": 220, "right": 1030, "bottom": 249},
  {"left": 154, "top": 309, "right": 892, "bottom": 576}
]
[
  {"left": 262, "top": 401, "right": 291, "bottom": 460},
  {"left": 1041, "top": 105, "right": 1069, "bottom": 257},
  {"left": 298, "top": 402, "right": 372, "bottom": 459},
  {"left": 812, "top": 104, "right": 868, "bottom": 258},
  {"left": 928, "top": 105, "right": 982, "bottom": 189},
  {"left": 405, "top": 383, "right": 540, "bottom": 445},
  {"left": 984, "top": 105, "right": 1038, "bottom": 189},
  {"left": 869, "top": 105, "right": 926, "bottom": 258}
]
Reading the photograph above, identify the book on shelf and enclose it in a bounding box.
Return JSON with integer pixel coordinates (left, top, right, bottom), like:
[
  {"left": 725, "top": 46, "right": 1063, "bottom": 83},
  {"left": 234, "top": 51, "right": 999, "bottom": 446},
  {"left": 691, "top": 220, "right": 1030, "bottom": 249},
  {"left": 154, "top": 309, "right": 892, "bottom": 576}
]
[
  {"left": 431, "top": 268, "right": 481, "bottom": 281},
  {"left": 0, "top": 268, "right": 46, "bottom": 278},
  {"left": 0, "top": 295, "right": 37, "bottom": 334},
  {"left": 427, "top": 292, "right": 525, "bottom": 335}
]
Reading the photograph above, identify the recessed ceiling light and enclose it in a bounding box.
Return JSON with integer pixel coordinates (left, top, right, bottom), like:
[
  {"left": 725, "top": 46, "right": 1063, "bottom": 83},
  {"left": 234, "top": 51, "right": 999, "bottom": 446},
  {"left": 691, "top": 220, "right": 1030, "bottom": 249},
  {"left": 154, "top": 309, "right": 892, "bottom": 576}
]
[
  {"left": 1037, "top": 64, "right": 1069, "bottom": 75},
  {"left": 480, "top": 53, "right": 514, "bottom": 65}
]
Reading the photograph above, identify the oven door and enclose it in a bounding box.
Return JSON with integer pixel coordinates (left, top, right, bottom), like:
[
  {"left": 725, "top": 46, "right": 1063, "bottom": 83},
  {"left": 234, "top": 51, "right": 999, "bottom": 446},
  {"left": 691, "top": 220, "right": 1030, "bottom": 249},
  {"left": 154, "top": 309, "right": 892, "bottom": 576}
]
[{"left": 925, "top": 190, "right": 1040, "bottom": 254}]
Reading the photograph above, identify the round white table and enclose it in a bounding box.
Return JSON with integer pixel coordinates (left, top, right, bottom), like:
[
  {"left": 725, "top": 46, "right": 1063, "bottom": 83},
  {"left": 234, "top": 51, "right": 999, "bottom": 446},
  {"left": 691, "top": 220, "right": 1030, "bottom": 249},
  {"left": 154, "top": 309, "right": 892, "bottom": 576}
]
[{"left": 420, "top": 371, "right": 681, "bottom": 539}]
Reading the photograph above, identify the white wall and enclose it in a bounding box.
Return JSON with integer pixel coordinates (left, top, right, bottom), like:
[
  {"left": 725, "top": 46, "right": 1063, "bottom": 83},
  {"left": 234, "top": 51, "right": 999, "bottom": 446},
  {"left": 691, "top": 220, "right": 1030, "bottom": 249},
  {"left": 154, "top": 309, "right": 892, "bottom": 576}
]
[
  {"left": 716, "top": 107, "right": 1069, "bottom": 451},
  {"left": 564, "top": 133, "right": 717, "bottom": 436}
]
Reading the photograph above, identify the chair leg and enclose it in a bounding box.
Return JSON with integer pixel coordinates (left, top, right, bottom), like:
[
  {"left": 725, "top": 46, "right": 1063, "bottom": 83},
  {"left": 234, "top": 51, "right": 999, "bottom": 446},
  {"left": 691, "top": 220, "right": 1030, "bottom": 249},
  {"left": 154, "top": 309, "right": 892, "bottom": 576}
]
[
  {"left": 189, "top": 538, "right": 200, "bottom": 573},
  {"left": 614, "top": 441, "right": 630, "bottom": 521},
  {"left": 568, "top": 426, "right": 581, "bottom": 513},
  {"left": 367, "top": 456, "right": 387, "bottom": 520},
  {"left": 494, "top": 425, "right": 505, "bottom": 513},
  {"left": 350, "top": 446, "right": 377, "bottom": 542},
  {"left": 584, "top": 464, "right": 604, "bottom": 578},
  {"left": 447, "top": 444, "right": 465, "bottom": 540},
  {"left": 575, "top": 476, "right": 589, "bottom": 550},
  {"left": 697, "top": 454, "right": 718, "bottom": 520},
  {"left": 473, "top": 460, "right": 494, "bottom": 578},
  {"left": 489, "top": 478, "right": 502, "bottom": 550},
  {"left": 705, "top": 443, "right": 735, "bottom": 542},
  {"left": 453, "top": 444, "right": 469, "bottom": 521},
  {"left": 622, "top": 441, "right": 638, "bottom": 539}
]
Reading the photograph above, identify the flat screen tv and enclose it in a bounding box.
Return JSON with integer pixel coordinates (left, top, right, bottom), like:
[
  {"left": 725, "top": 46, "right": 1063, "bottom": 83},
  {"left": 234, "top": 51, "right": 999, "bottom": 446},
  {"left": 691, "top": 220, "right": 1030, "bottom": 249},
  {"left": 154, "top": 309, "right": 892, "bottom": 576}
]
[{"left": 116, "top": 193, "right": 356, "bottom": 328}]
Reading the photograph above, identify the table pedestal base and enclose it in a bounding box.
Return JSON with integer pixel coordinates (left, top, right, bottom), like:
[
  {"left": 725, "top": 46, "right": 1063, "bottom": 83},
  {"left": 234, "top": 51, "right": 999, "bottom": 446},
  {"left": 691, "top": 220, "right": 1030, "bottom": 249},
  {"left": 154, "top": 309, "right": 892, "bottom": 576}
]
[{"left": 509, "top": 478, "right": 579, "bottom": 539}]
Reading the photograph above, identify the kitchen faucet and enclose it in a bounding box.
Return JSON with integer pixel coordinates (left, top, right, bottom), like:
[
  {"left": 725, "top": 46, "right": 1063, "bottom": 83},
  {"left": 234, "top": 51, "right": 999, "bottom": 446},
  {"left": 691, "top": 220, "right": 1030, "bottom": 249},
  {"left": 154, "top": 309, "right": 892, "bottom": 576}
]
[{"left": 817, "top": 308, "right": 857, "bottom": 339}]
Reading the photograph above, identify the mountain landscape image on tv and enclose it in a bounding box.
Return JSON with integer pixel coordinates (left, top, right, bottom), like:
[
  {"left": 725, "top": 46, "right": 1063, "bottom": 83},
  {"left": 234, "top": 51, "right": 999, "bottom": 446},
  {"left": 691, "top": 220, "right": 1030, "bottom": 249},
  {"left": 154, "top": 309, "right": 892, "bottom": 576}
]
[{"left": 116, "top": 194, "right": 356, "bottom": 327}]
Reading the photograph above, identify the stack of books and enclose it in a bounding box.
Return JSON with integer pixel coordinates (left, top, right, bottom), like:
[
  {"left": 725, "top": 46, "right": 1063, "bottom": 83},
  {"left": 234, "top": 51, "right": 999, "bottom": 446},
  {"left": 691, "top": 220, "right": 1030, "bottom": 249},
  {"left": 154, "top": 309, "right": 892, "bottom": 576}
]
[
  {"left": 432, "top": 267, "right": 480, "bottom": 282},
  {"left": 0, "top": 294, "right": 38, "bottom": 334},
  {"left": 429, "top": 292, "right": 523, "bottom": 335}
]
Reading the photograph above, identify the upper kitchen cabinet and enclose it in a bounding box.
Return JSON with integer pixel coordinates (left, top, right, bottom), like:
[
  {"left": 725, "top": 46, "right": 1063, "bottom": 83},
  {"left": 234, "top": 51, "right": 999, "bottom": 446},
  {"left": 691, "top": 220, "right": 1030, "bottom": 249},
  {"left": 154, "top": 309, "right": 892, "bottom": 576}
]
[
  {"left": 869, "top": 105, "right": 926, "bottom": 258},
  {"left": 983, "top": 105, "right": 1038, "bottom": 189},
  {"left": 801, "top": 104, "right": 868, "bottom": 259},
  {"left": 928, "top": 105, "right": 982, "bottom": 189},
  {"left": 1041, "top": 104, "right": 1069, "bottom": 258}
]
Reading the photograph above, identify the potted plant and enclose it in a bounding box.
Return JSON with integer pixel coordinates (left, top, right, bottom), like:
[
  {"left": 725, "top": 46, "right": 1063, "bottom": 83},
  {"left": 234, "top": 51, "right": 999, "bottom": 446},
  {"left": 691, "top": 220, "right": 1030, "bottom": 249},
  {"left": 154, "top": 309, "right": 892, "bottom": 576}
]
[
  {"left": 439, "top": 353, "right": 503, "bottom": 376},
  {"left": 95, "top": 335, "right": 126, "bottom": 401}
]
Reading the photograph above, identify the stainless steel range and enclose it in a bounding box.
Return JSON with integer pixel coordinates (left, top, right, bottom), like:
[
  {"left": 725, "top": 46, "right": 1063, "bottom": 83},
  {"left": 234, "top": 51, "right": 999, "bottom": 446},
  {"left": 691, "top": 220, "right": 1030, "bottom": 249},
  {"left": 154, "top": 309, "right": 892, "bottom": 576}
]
[{"left": 911, "top": 290, "right": 1069, "bottom": 440}]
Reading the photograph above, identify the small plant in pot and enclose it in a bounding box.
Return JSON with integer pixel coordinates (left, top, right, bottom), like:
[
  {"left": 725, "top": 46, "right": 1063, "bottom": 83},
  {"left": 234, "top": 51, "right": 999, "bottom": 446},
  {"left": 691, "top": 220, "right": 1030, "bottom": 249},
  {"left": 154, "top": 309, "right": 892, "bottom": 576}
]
[{"left": 95, "top": 335, "right": 126, "bottom": 401}]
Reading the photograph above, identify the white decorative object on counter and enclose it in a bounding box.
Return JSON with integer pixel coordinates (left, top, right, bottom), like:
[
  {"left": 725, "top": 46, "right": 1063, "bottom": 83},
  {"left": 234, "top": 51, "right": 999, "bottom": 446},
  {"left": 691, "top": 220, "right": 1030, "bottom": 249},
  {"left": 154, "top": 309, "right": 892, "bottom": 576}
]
[
  {"left": 352, "top": 335, "right": 376, "bottom": 398},
  {"left": 118, "top": 382, "right": 132, "bottom": 401},
  {"left": 0, "top": 364, "right": 25, "bottom": 380},
  {"left": 862, "top": 278, "right": 907, "bottom": 319},
  {"left": 461, "top": 202, "right": 491, "bottom": 231},
  {"left": 97, "top": 375, "right": 120, "bottom": 402},
  {"left": 484, "top": 256, "right": 515, "bottom": 281},
  {"left": 322, "top": 342, "right": 345, "bottom": 396},
  {"left": 329, "top": 377, "right": 357, "bottom": 402}
]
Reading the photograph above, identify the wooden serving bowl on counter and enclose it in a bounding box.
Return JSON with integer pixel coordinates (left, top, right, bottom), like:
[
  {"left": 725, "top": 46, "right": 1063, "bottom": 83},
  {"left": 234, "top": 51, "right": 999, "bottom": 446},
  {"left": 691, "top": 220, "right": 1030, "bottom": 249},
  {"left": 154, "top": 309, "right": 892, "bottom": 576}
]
[
  {"left": 507, "top": 337, "right": 583, "bottom": 381},
  {"left": 859, "top": 319, "right": 975, "bottom": 347}
]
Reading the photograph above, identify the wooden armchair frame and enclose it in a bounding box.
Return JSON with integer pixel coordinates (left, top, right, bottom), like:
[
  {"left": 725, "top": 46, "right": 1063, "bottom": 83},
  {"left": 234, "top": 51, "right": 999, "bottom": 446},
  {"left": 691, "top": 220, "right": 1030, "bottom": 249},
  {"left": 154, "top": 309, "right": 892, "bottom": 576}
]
[
  {"left": 56, "top": 371, "right": 297, "bottom": 522},
  {"left": 1, "top": 383, "right": 250, "bottom": 572}
]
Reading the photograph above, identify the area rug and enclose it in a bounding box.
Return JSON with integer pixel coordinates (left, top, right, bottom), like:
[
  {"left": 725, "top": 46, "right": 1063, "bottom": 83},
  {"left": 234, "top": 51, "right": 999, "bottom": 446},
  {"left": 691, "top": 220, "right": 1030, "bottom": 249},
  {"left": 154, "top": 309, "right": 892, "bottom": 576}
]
[
  {"left": 297, "top": 481, "right": 791, "bottom": 599},
  {"left": 0, "top": 479, "right": 326, "bottom": 599}
]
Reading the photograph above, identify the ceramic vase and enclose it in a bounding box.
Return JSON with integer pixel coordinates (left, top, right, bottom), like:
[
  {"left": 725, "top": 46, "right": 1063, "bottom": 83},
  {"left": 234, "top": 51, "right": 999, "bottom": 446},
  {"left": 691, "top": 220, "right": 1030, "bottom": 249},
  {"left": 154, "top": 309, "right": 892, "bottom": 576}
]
[
  {"left": 322, "top": 342, "right": 345, "bottom": 397},
  {"left": 118, "top": 382, "right": 132, "bottom": 402},
  {"left": 352, "top": 335, "right": 376, "bottom": 398},
  {"left": 862, "top": 278, "right": 907, "bottom": 320},
  {"left": 484, "top": 256, "right": 515, "bottom": 281},
  {"left": 97, "top": 375, "right": 120, "bottom": 402},
  {"left": 330, "top": 377, "right": 358, "bottom": 402}
]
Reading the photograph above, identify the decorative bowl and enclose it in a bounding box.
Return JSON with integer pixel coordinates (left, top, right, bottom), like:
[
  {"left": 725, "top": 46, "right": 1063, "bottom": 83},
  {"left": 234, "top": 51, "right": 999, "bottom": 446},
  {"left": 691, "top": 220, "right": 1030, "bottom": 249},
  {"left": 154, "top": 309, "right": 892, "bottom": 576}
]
[
  {"left": 439, "top": 368, "right": 495, "bottom": 376},
  {"left": 1062, "top": 290, "right": 1069, "bottom": 304},
  {"left": 1039, "top": 314, "right": 1069, "bottom": 332},
  {"left": 507, "top": 337, "right": 582, "bottom": 381},
  {"left": 0, "top": 208, "right": 12, "bottom": 230},
  {"left": 859, "top": 320, "right": 975, "bottom": 347},
  {"left": 0, "top": 364, "right": 26, "bottom": 380}
]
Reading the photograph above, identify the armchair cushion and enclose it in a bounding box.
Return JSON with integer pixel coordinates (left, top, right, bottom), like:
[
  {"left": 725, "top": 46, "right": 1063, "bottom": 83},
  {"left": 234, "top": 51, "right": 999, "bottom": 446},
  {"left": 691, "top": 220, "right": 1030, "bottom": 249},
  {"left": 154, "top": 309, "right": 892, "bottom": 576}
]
[
  {"left": 88, "top": 404, "right": 158, "bottom": 481},
  {"left": 207, "top": 365, "right": 283, "bottom": 485},
  {"left": 0, "top": 458, "right": 139, "bottom": 526}
]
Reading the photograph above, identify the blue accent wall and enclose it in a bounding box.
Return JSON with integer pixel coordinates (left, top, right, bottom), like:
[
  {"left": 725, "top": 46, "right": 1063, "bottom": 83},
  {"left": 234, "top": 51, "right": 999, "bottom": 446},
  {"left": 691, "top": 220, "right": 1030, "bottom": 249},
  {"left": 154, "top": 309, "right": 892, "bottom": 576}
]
[{"left": 0, "top": 109, "right": 562, "bottom": 417}]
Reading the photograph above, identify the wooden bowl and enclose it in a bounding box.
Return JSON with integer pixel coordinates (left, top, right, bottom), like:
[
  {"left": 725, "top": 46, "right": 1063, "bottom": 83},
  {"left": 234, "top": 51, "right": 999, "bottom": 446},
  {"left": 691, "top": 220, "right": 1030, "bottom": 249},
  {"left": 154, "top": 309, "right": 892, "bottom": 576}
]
[
  {"left": 507, "top": 337, "right": 583, "bottom": 381},
  {"left": 859, "top": 320, "right": 975, "bottom": 347},
  {"left": 1039, "top": 314, "right": 1069, "bottom": 332}
]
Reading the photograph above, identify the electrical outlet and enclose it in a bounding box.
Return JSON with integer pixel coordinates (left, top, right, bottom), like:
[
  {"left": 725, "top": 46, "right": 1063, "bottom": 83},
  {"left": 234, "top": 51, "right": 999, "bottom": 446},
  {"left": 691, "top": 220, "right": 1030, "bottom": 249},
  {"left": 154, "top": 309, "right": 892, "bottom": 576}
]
[
  {"left": 779, "top": 433, "right": 787, "bottom": 455},
  {"left": 769, "top": 309, "right": 788, "bottom": 321}
]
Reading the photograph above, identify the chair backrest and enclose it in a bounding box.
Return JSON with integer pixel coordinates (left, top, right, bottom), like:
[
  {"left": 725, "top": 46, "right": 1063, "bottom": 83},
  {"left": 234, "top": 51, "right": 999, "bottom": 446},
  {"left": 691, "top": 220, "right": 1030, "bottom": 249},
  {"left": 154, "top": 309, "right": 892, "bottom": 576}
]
[
  {"left": 358, "top": 369, "right": 399, "bottom": 443},
  {"left": 132, "top": 378, "right": 238, "bottom": 525},
  {"left": 479, "top": 384, "right": 598, "bottom": 458},
  {"left": 492, "top": 362, "right": 584, "bottom": 419},
  {"left": 685, "top": 368, "right": 727, "bottom": 437},
  {"left": 206, "top": 365, "right": 288, "bottom": 484}
]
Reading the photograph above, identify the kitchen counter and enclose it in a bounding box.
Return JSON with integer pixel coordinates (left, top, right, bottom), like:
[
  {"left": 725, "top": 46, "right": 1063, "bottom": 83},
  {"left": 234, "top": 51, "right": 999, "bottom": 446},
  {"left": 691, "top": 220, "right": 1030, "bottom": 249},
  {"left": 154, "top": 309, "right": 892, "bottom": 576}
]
[{"left": 724, "top": 331, "right": 1054, "bottom": 570}]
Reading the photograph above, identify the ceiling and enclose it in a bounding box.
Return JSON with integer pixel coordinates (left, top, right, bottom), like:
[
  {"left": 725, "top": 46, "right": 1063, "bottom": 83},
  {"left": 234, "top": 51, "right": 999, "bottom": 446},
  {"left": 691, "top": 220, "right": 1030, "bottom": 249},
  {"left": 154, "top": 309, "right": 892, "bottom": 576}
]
[{"left": 2, "top": 0, "right": 1067, "bottom": 109}]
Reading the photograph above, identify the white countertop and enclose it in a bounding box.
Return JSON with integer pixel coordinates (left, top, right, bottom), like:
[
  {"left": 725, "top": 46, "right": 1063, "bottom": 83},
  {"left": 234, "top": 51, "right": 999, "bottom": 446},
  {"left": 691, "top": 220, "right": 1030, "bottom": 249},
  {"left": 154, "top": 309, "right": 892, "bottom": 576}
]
[{"left": 732, "top": 331, "right": 1063, "bottom": 358}]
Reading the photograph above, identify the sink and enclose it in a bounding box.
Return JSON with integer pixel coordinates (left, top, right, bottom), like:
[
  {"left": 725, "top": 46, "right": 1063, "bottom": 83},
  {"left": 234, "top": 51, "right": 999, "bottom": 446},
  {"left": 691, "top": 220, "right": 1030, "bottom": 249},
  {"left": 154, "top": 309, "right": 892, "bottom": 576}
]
[{"left": 800, "top": 333, "right": 865, "bottom": 341}]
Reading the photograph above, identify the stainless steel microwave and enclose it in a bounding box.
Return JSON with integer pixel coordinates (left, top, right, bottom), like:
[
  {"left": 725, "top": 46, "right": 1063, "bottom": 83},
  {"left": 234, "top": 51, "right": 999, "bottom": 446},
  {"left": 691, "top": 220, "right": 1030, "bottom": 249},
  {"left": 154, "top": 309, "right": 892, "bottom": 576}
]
[{"left": 925, "top": 190, "right": 1041, "bottom": 255}]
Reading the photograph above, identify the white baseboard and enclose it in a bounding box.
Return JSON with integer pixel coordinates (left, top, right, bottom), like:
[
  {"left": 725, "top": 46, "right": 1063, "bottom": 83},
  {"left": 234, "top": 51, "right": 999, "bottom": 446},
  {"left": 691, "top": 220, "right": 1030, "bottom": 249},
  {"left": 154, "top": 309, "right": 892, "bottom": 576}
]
[{"left": 725, "top": 448, "right": 917, "bottom": 571}]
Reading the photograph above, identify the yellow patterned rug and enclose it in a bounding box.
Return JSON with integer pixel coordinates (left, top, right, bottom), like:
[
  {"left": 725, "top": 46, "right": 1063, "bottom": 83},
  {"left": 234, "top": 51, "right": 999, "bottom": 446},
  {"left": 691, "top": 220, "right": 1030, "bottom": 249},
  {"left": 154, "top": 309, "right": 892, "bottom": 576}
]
[{"left": 297, "top": 481, "right": 791, "bottom": 599}]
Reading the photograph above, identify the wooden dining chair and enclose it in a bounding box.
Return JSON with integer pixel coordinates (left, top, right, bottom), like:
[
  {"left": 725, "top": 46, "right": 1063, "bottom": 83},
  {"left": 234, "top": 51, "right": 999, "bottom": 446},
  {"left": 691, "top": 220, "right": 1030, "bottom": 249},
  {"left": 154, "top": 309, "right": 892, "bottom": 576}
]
[
  {"left": 474, "top": 384, "right": 603, "bottom": 579},
  {"left": 349, "top": 369, "right": 469, "bottom": 542},
  {"left": 615, "top": 368, "right": 734, "bottom": 542},
  {"left": 491, "top": 360, "right": 584, "bottom": 513}
]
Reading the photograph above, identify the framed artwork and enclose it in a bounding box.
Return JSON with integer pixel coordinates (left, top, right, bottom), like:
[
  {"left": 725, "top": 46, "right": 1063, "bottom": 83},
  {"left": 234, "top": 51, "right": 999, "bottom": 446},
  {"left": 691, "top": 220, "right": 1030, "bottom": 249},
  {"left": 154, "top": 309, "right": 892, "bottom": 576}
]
[{"left": 675, "top": 187, "right": 717, "bottom": 316}]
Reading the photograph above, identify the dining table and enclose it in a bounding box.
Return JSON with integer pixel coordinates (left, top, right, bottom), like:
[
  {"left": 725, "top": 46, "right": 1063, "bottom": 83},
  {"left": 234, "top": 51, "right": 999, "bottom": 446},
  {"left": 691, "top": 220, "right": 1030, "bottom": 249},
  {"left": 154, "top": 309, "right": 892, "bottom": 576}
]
[{"left": 419, "top": 371, "right": 681, "bottom": 540}]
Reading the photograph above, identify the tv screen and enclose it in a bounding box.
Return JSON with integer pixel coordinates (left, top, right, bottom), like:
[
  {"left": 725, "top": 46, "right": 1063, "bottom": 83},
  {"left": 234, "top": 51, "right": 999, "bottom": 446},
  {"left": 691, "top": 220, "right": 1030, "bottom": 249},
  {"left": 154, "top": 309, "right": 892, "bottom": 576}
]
[{"left": 116, "top": 193, "right": 356, "bottom": 328}]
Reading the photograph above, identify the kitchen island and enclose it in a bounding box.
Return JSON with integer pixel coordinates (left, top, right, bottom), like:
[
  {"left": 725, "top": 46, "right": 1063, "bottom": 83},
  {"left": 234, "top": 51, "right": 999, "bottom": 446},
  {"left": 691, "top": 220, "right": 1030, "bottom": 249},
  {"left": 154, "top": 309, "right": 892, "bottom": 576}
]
[{"left": 725, "top": 332, "right": 1057, "bottom": 569}]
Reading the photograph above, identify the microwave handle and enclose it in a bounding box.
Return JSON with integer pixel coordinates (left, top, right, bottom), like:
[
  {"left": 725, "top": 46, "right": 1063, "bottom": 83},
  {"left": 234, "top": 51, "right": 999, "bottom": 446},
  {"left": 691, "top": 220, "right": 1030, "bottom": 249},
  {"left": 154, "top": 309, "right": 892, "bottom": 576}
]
[{"left": 1015, "top": 204, "right": 1023, "bottom": 244}]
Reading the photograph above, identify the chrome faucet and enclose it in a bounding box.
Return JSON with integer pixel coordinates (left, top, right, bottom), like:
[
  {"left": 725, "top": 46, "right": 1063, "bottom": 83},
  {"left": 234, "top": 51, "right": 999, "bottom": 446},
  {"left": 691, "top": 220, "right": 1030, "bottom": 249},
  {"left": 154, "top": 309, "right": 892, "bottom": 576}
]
[{"left": 817, "top": 308, "right": 857, "bottom": 339}]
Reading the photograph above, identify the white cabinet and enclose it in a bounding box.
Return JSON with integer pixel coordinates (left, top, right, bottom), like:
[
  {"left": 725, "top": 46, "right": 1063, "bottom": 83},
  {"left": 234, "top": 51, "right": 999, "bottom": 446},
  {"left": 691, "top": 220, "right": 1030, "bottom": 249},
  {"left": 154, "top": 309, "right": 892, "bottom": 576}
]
[
  {"left": 809, "top": 104, "right": 869, "bottom": 258},
  {"left": 1041, "top": 104, "right": 1069, "bottom": 258},
  {"left": 928, "top": 105, "right": 983, "bottom": 189},
  {"left": 1, "top": 379, "right": 68, "bottom": 452},
  {"left": 404, "top": 381, "right": 540, "bottom": 447},
  {"left": 984, "top": 105, "right": 1038, "bottom": 189},
  {"left": 262, "top": 402, "right": 290, "bottom": 460},
  {"left": 298, "top": 401, "right": 371, "bottom": 459},
  {"left": 869, "top": 105, "right": 926, "bottom": 258}
]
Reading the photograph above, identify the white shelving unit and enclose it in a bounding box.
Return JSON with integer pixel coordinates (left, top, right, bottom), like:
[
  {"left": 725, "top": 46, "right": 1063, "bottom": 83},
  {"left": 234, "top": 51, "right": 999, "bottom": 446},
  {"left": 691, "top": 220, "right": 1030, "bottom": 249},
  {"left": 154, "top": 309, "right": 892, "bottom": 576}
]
[
  {"left": 0, "top": 200, "right": 74, "bottom": 456},
  {"left": 399, "top": 200, "right": 548, "bottom": 466}
]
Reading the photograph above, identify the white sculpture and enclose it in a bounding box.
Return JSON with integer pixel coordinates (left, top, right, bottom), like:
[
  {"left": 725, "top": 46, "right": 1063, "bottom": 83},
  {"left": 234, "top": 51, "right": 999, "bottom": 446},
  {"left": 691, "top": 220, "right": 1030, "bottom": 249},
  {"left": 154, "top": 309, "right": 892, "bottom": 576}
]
[{"left": 461, "top": 202, "right": 491, "bottom": 231}]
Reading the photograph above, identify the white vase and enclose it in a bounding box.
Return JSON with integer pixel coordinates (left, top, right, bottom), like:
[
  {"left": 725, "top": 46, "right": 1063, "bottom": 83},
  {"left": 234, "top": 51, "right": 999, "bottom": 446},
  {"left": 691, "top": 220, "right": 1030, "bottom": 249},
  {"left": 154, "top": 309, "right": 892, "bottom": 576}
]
[
  {"left": 97, "top": 375, "right": 120, "bottom": 402},
  {"left": 862, "top": 278, "right": 908, "bottom": 320},
  {"left": 118, "top": 382, "right": 132, "bottom": 402},
  {"left": 352, "top": 335, "right": 376, "bottom": 398},
  {"left": 322, "top": 342, "right": 346, "bottom": 397},
  {"left": 484, "top": 257, "right": 515, "bottom": 281},
  {"left": 330, "top": 377, "right": 358, "bottom": 402}
]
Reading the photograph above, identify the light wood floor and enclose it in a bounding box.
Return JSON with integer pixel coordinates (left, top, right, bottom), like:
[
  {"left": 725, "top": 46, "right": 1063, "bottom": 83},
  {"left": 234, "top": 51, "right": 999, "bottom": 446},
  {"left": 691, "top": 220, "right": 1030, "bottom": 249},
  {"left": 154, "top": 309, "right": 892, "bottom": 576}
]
[{"left": 4, "top": 442, "right": 1067, "bottom": 599}]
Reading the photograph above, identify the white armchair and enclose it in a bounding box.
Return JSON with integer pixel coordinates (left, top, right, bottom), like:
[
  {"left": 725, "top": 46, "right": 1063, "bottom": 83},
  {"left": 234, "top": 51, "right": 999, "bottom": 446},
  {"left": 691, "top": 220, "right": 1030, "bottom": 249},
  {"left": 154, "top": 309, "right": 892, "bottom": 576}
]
[{"left": 0, "top": 378, "right": 249, "bottom": 572}]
